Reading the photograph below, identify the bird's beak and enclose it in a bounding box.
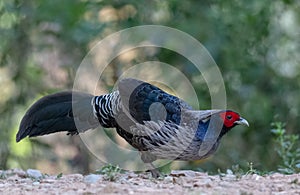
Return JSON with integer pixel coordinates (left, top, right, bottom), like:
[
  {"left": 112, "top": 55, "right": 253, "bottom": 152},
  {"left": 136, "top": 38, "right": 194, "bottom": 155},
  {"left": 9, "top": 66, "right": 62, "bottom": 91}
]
[{"left": 234, "top": 117, "right": 249, "bottom": 127}]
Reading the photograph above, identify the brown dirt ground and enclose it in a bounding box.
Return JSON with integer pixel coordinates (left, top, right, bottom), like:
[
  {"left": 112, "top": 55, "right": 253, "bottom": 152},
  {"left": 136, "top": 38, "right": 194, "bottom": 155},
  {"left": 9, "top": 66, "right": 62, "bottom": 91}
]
[{"left": 0, "top": 169, "right": 299, "bottom": 195}]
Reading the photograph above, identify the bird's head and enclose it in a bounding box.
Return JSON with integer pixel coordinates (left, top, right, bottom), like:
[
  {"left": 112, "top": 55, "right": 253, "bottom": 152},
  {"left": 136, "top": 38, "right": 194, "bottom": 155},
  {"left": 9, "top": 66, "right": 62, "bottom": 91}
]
[
  {"left": 192, "top": 110, "right": 249, "bottom": 141},
  {"left": 191, "top": 110, "right": 249, "bottom": 158},
  {"left": 219, "top": 110, "right": 249, "bottom": 129}
]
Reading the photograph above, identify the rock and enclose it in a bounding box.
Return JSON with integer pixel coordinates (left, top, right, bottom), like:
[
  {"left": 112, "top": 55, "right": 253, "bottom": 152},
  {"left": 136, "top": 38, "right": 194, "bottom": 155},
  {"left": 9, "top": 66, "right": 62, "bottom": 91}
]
[
  {"left": 182, "top": 182, "right": 193, "bottom": 188},
  {"left": 32, "top": 181, "right": 40, "bottom": 185},
  {"left": 0, "top": 183, "right": 10, "bottom": 188},
  {"left": 170, "top": 170, "right": 198, "bottom": 177},
  {"left": 193, "top": 178, "right": 212, "bottom": 188},
  {"left": 127, "top": 172, "right": 137, "bottom": 179},
  {"left": 26, "top": 169, "right": 43, "bottom": 179},
  {"left": 133, "top": 180, "right": 145, "bottom": 186},
  {"left": 14, "top": 169, "right": 27, "bottom": 178},
  {"left": 164, "top": 176, "right": 174, "bottom": 183},
  {"left": 83, "top": 174, "right": 102, "bottom": 183},
  {"left": 224, "top": 174, "right": 236, "bottom": 181},
  {"left": 42, "top": 179, "right": 56, "bottom": 183},
  {"left": 226, "top": 169, "right": 233, "bottom": 175},
  {"left": 68, "top": 174, "right": 84, "bottom": 180}
]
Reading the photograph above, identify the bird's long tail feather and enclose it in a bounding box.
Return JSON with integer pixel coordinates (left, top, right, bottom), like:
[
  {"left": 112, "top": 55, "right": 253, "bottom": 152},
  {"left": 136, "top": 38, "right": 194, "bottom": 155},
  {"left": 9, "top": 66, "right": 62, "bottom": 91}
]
[{"left": 16, "top": 91, "right": 99, "bottom": 142}]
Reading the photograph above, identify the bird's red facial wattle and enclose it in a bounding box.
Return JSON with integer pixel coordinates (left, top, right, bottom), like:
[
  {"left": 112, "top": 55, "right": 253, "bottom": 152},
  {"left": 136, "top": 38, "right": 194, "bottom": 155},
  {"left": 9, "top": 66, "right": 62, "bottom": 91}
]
[{"left": 219, "top": 111, "right": 249, "bottom": 128}]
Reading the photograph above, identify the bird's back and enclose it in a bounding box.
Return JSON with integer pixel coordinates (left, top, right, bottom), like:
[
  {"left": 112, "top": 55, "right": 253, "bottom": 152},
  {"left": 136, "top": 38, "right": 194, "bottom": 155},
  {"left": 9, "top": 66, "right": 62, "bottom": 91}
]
[{"left": 110, "top": 78, "right": 193, "bottom": 151}]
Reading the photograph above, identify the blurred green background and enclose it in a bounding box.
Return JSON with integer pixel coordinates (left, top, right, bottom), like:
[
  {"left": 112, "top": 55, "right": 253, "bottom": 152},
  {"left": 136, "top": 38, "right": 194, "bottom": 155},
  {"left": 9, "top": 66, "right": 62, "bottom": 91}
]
[{"left": 0, "top": 0, "right": 299, "bottom": 174}]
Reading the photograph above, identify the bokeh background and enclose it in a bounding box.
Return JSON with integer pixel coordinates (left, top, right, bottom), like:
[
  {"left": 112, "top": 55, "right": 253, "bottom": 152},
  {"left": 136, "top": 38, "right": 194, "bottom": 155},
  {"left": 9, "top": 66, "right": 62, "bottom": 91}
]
[{"left": 0, "top": 0, "right": 299, "bottom": 174}]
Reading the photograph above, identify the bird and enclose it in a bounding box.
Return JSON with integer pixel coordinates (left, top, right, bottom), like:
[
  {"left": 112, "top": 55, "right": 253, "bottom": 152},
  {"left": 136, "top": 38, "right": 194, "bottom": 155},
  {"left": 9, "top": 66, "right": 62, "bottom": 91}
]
[{"left": 17, "top": 78, "right": 249, "bottom": 178}]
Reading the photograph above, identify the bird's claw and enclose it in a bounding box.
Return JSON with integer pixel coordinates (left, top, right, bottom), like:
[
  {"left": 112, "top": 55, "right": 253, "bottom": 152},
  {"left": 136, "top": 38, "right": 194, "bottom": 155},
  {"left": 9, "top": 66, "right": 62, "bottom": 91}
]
[{"left": 146, "top": 168, "right": 163, "bottom": 179}]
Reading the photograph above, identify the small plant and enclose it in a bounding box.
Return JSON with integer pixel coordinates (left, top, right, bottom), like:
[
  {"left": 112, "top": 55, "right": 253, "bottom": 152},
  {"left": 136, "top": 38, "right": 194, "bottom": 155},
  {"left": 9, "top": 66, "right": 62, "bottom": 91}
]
[
  {"left": 95, "top": 164, "right": 122, "bottom": 181},
  {"left": 218, "top": 162, "right": 262, "bottom": 180},
  {"left": 271, "top": 122, "right": 300, "bottom": 174},
  {"left": 56, "top": 173, "right": 63, "bottom": 179},
  {"left": 245, "top": 162, "right": 261, "bottom": 175},
  {"left": 230, "top": 164, "right": 244, "bottom": 179},
  {"left": 217, "top": 165, "right": 244, "bottom": 180}
]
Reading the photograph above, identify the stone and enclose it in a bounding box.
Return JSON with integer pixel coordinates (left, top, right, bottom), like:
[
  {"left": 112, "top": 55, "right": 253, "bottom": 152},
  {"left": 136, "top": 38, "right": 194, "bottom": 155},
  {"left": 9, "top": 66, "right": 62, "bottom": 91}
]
[
  {"left": 26, "top": 169, "right": 43, "bottom": 180},
  {"left": 83, "top": 174, "right": 102, "bottom": 184}
]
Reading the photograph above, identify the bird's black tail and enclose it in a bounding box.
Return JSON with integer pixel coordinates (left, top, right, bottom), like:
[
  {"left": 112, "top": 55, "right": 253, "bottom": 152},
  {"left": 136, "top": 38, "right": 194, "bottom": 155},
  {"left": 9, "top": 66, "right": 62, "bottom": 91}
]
[{"left": 16, "top": 91, "right": 99, "bottom": 142}]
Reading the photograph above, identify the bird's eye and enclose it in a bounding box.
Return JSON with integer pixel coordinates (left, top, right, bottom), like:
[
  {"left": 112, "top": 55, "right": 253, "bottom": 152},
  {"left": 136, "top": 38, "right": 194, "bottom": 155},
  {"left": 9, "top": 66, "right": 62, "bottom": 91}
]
[{"left": 226, "top": 115, "right": 232, "bottom": 120}]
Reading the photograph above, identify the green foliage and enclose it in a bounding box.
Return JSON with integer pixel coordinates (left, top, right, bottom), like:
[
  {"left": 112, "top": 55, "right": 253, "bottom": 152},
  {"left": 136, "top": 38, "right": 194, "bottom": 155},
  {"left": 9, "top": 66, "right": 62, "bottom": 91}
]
[
  {"left": 230, "top": 162, "right": 262, "bottom": 176},
  {"left": 95, "top": 164, "right": 122, "bottom": 181},
  {"left": 56, "top": 173, "right": 63, "bottom": 179},
  {"left": 218, "top": 162, "right": 263, "bottom": 180},
  {"left": 271, "top": 122, "right": 300, "bottom": 174}
]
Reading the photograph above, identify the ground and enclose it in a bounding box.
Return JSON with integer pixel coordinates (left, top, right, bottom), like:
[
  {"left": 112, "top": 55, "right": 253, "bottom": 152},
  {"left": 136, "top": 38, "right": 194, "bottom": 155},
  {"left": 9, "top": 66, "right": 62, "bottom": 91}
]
[{"left": 0, "top": 169, "right": 299, "bottom": 194}]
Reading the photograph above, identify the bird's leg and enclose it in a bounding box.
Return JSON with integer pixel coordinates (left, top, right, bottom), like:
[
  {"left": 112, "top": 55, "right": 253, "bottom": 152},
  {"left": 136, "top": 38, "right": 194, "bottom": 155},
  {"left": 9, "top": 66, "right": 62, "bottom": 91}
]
[
  {"left": 140, "top": 151, "right": 162, "bottom": 178},
  {"left": 146, "top": 162, "right": 162, "bottom": 178}
]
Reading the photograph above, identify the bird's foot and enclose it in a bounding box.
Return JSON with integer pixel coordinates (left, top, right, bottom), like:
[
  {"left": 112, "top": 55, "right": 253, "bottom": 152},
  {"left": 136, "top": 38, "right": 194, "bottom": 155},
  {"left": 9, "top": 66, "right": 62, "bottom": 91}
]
[
  {"left": 145, "top": 163, "right": 163, "bottom": 179},
  {"left": 147, "top": 168, "right": 163, "bottom": 179}
]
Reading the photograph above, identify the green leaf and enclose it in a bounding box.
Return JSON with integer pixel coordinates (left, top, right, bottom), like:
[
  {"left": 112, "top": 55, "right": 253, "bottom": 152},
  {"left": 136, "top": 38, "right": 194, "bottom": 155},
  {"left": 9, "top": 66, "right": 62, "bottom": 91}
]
[{"left": 56, "top": 173, "right": 63, "bottom": 179}]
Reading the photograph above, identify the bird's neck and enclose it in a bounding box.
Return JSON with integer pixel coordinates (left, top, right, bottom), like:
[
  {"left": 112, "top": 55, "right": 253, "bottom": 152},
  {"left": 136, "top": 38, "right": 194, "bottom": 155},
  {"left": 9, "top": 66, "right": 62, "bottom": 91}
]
[{"left": 195, "top": 119, "right": 231, "bottom": 141}]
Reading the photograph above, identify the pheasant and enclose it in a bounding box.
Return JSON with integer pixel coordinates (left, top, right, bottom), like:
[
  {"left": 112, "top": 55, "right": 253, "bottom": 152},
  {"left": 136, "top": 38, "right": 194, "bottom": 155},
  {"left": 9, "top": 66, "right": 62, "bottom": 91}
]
[{"left": 17, "top": 78, "right": 249, "bottom": 177}]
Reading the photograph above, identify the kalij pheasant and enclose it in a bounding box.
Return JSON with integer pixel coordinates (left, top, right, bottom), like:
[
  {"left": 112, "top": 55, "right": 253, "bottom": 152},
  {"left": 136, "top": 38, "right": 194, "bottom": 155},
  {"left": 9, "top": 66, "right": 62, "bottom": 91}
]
[{"left": 17, "top": 78, "right": 249, "bottom": 177}]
